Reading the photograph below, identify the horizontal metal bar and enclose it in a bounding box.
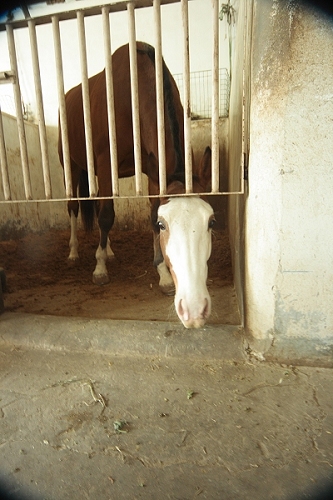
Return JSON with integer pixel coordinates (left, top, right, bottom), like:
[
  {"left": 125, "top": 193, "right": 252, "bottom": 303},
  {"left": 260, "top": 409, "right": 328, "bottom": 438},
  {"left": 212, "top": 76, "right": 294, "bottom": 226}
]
[
  {"left": 0, "top": 70, "right": 15, "bottom": 84},
  {"left": 0, "top": 190, "right": 245, "bottom": 204},
  {"left": 0, "top": 0, "right": 184, "bottom": 31}
]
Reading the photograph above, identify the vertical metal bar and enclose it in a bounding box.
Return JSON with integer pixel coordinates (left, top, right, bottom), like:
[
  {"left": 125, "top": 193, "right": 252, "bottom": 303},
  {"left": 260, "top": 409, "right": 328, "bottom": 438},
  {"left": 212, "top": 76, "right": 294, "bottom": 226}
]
[
  {"left": 127, "top": 1, "right": 143, "bottom": 196},
  {"left": 6, "top": 24, "right": 32, "bottom": 200},
  {"left": 211, "top": 0, "right": 219, "bottom": 193},
  {"left": 77, "top": 9, "right": 97, "bottom": 197},
  {"left": 153, "top": 0, "right": 166, "bottom": 195},
  {"left": 102, "top": 5, "right": 119, "bottom": 197},
  {"left": 181, "top": 0, "right": 192, "bottom": 193},
  {"left": 28, "top": 19, "right": 52, "bottom": 199},
  {"left": 52, "top": 15, "right": 72, "bottom": 198},
  {"left": 240, "top": 0, "right": 253, "bottom": 196},
  {"left": 0, "top": 107, "right": 11, "bottom": 200}
]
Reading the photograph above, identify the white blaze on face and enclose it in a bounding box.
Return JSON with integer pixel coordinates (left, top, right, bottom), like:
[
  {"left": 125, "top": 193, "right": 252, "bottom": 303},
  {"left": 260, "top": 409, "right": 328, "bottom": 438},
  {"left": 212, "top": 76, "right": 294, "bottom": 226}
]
[{"left": 157, "top": 197, "right": 215, "bottom": 328}]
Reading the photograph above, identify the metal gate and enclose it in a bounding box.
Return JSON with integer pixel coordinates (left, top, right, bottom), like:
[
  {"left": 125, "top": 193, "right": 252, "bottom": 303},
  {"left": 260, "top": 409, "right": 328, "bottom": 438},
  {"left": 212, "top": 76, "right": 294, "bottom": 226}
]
[{"left": 0, "top": 0, "right": 243, "bottom": 207}]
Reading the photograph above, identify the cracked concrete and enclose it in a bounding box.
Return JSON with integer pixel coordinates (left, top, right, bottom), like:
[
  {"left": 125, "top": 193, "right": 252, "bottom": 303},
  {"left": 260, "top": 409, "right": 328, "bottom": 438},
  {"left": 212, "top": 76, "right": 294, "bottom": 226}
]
[{"left": 0, "top": 313, "right": 333, "bottom": 499}]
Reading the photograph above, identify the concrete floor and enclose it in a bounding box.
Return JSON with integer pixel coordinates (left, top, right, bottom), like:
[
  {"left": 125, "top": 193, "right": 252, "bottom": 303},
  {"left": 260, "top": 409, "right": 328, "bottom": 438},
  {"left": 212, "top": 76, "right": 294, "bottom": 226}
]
[{"left": 0, "top": 312, "right": 332, "bottom": 500}]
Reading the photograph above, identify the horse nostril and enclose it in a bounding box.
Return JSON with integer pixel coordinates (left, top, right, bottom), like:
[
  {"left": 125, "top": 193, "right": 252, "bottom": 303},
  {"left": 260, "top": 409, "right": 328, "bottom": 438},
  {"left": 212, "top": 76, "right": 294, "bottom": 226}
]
[{"left": 177, "top": 299, "right": 189, "bottom": 322}]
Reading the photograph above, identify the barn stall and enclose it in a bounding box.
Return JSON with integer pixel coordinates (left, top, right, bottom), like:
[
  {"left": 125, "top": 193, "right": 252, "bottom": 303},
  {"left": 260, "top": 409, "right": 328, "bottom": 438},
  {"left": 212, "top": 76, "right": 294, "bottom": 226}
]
[
  {"left": 0, "top": 1, "right": 333, "bottom": 499},
  {"left": 0, "top": 0, "right": 242, "bottom": 327},
  {"left": 1, "top": 0, "right": 333, "bottom": 355}
]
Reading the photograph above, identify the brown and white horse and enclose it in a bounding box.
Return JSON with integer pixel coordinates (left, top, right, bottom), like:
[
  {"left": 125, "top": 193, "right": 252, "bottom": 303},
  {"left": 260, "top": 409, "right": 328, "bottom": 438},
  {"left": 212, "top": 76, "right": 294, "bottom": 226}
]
[{"left": 59, "top": 42, "right": 215, "bottom": 328}]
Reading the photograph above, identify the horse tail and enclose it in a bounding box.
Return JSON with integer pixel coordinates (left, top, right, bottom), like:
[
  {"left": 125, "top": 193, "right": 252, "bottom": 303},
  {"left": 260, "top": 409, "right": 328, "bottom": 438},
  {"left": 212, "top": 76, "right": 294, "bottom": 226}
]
[{"left": 79, "top": 169, "right": 95, "bottom": 232}]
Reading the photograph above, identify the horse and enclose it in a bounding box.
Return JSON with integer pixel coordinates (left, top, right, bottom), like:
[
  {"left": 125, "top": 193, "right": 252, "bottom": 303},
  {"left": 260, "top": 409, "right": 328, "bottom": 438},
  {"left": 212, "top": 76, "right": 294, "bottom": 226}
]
[{"left": 58, "top": 42, "right": 215, "bottom": 328}]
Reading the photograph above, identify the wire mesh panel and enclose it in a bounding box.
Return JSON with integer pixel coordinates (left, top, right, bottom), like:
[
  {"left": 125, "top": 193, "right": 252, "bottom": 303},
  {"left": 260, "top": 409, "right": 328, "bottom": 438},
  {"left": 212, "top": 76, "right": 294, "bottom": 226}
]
[
  {"left": 173, "top": 68, "right": 230, "bottom": 119},
  {"left": 0, "top": 94, "right": 16, "bottom": 116}
]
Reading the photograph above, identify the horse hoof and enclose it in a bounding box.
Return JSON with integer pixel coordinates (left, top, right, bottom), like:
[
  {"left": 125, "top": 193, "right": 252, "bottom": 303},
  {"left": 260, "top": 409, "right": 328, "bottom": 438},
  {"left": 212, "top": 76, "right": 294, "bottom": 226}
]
[
  {"left": 160, "top": 284, "right": 175, "bottom": 296},
  {"left": 93, "top": 273, "right": 110, "bottom": 285}
]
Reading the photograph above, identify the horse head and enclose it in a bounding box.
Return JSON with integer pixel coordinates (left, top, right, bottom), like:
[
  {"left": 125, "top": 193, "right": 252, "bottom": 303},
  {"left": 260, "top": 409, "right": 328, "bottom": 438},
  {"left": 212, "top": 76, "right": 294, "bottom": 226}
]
[{"left": 152, "top": 147, "right": 215, "bottom": 328}]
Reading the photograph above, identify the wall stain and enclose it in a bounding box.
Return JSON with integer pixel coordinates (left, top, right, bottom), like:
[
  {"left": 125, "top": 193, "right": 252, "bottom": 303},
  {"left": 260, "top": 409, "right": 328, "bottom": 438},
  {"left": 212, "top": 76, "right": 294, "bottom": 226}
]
[{"left": 274, "top": 288, "right": 327, "bottom": 336}]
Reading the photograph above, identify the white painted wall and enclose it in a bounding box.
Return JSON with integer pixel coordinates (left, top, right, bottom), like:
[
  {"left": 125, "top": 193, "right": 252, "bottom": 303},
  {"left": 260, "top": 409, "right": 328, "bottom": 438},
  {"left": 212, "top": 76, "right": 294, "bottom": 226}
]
[{"left": 245, "top": 1, "right": 333, "bottom": 343}]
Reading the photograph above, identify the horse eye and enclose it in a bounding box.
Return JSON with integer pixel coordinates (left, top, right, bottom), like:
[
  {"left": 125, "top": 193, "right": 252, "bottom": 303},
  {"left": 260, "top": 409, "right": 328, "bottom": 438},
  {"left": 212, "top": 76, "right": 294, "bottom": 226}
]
[
  {"left": 157, "top": 220, "right": 166, "bottom": 231},
  {"left": 208, "top": 218, "right": 216, "bottom": 230}
]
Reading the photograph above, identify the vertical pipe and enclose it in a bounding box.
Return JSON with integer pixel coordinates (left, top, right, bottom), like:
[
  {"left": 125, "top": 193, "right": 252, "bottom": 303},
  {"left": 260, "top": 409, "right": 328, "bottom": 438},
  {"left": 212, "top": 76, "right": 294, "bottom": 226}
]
[
  {"left": 77, "top": 9, "right": 97, "bottom": 198},
  {"left": 0, "top": 107, "right": 11, "bottom": 200},
  {"left": 52, "top": 15, "right": 72, "bottom": 198},
  {"left": 211, "top": 0, "right": 219, "bottom": 193},
  {"left": 153, "top": 0, "right": 166, "bottom": 195},
  {"left": 181, "top": 0, "right": 192, "bottom": 193},
  {"left": 6, "top": 24, "right": 32, "bottom": 200},
  {"left": 127, "top": 1, "right": 142, "bottom": 196},
  {"left": 28, "top": 19, "right": 52, "bottom": 199},
  {"left": 102, "top": 5, "right": 119, "bottom": 197},
  {"left": 240, "top": 0, "right": 253, "bottom": 195}
]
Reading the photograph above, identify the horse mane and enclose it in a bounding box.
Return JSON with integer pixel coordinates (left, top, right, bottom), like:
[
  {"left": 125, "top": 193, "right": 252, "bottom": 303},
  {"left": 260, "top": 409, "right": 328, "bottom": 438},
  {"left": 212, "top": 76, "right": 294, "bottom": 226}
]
[{"left": 137, "top": 43, "right": 185, "bottom": 183}]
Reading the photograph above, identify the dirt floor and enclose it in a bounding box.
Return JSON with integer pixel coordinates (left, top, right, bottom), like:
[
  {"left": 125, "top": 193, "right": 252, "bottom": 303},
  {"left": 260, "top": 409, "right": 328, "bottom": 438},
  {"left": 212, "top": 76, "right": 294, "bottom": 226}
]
[
  {"left": 0, "top": 228, "right": 239, "bottom": 325},
  {"left": 0, "top": 314, "right": 332, "bottom": 500},
  {"left": 1, "top": 230, "right": 332, "bottom": 499}
]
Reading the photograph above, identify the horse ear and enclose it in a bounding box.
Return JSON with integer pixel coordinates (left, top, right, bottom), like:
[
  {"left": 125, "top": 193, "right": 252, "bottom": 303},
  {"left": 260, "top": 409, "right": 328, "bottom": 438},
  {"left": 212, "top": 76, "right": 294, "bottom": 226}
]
[{"left": 198, "top": 146, "right": 212, "bottom": 190}]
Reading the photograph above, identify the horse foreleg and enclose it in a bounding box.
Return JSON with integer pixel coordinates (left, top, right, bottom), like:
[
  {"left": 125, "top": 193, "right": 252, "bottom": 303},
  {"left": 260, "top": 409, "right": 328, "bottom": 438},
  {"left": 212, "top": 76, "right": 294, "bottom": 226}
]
[
  {"left": 93, "top": 242, "right": 109, "bottom": 284},
  {"left": 93, "top": 240, "right": 114, "bottom": 284},
  {"left": 68, "top": 202, "right": 79, "bottom": 261},
  {"left": 157, "top": 261, "right": 175, "bottom": 296},
  {"left": 93, "top": 199, "right": 115, "bottom": 285},
  {"left": 106, "top": 237, "right": 115, "bottom": 260},
  {"left": 153, "top": 232, "right": 175, "bottom": 295}
]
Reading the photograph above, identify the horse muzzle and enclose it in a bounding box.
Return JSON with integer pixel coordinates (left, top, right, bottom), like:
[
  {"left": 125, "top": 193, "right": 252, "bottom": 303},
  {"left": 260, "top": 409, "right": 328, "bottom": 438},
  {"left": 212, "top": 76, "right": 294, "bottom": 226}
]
[{"left": 176, "top": 296, "right": 211, "bottom": 329}]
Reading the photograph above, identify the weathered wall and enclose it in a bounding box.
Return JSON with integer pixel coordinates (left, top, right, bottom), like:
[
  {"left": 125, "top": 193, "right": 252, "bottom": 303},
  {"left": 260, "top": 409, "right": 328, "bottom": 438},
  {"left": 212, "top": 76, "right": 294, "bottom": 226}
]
[
  {"left": 0, "top": 115, "right": 66, "bottom": 237},
  {"left": 245, "top": 1, "right": 333, "bottom": 348},
  {"left": 0, "top": 111, "right": 151, "bottom": 236}
]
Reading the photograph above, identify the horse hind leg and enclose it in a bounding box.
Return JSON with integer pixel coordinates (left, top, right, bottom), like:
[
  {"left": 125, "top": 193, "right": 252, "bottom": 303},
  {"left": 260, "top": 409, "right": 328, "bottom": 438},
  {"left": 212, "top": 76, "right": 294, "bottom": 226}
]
[
  {"left": 95, "top": 201, "right": 115, "bottom": 261},
  {"left": 93, "top": 199, "right": 115, "bottom": 285},
  {"left": 157, "top": 261, "right": 175, "bottom": 295}
]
